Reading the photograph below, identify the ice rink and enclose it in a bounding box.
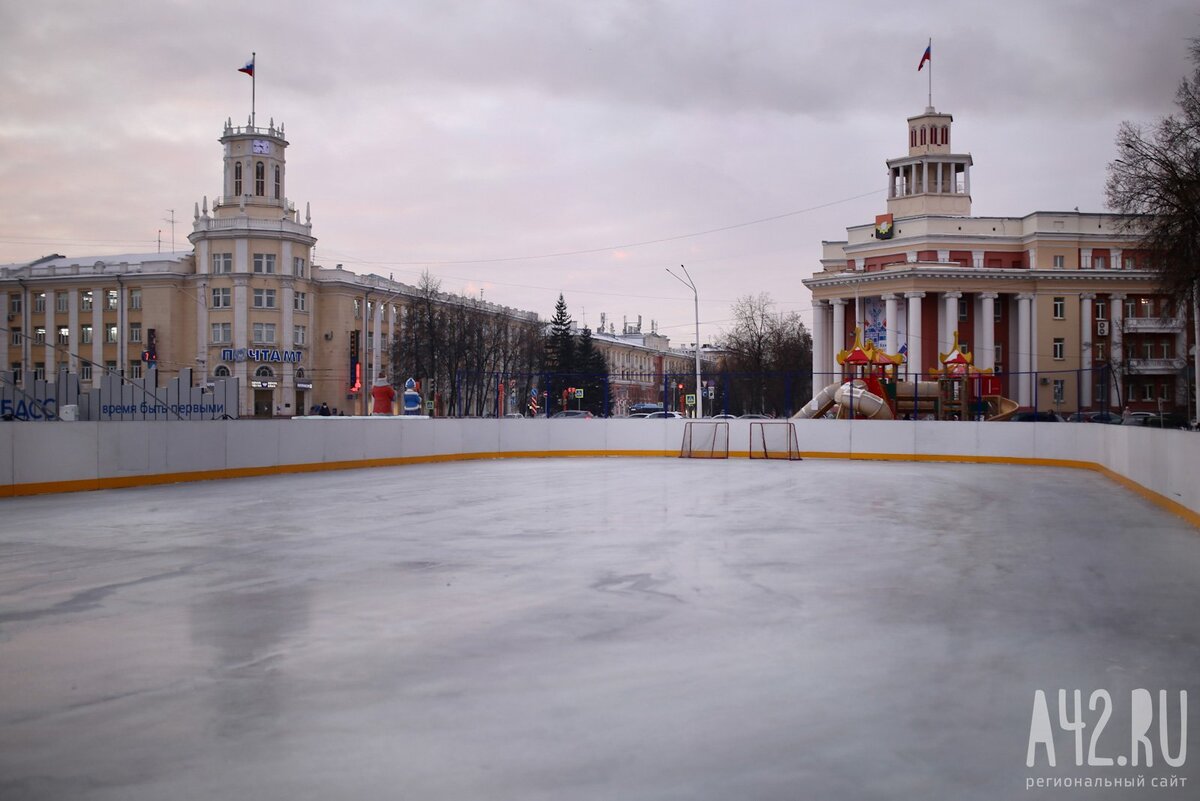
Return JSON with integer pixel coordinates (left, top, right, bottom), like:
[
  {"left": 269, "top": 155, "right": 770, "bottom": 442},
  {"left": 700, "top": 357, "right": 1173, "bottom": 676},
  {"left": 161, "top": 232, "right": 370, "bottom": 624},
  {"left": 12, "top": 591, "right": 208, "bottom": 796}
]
[{"left": 1, "top": 457, "right": 1198, "bottom": 800}]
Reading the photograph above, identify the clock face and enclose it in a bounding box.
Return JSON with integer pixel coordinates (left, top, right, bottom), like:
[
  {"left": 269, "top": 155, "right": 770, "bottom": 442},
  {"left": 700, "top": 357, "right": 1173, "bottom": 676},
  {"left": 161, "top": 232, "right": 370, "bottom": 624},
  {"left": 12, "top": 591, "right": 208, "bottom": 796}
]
[{"left": 252, "top": 139, "right": 270, "bottom": 155}]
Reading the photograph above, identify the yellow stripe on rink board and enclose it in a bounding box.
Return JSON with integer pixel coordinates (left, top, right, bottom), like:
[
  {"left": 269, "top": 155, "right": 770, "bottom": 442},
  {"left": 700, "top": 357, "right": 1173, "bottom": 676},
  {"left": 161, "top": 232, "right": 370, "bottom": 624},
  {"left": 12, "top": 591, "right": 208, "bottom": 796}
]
[{"left": 2, "top": 449, "right": 1196, "bottom": 530}]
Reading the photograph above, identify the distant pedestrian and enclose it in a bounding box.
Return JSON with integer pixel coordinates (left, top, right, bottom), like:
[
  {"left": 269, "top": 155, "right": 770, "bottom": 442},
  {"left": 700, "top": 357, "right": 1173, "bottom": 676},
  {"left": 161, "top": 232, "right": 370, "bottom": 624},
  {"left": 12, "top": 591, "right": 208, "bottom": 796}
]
[
  {"left": 320, "top": 402, "right": 331, "bottom": 417},
  {"left": 1122, "top": 406, "right": 1133, "bottom": 423},
  {"left": 371, "top": 371, "right": 396, "bottom": 415}
]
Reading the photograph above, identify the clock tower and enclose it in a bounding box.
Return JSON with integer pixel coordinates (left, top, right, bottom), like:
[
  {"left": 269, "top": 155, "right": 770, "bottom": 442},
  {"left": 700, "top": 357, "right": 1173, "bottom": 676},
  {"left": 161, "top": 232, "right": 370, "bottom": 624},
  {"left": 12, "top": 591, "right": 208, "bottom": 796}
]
[{"left": 189, "top": 116, "right": 317, "bottom": 417}]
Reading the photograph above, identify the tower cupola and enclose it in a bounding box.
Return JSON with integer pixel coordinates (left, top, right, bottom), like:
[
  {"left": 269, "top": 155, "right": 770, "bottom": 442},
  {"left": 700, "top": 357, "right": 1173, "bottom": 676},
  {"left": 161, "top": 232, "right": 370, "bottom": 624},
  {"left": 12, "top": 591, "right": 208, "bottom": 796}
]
[{"left": 886, "top": 107, "right": 973, "bottom": 217}]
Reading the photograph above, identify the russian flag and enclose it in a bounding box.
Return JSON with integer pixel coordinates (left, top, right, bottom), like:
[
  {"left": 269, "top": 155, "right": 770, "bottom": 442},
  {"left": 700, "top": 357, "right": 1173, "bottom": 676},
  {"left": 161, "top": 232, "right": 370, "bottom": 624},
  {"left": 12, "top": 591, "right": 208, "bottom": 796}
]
[
  {"left": 238, "top": 58, "right": 254, "bottom": 77},
  {"left": 918, "top": 44, "right": 931, "bottom": 71}
]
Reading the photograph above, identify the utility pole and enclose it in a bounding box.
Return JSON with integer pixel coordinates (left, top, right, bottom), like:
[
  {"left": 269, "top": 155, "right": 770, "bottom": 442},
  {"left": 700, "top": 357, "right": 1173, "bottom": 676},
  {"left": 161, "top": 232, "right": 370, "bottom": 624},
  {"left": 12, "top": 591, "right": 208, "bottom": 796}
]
[
  {"left": 163, "top": 210, "right": 176, "bottom": 253},
  {"left": 666, "top": 264, "right": 702, "bottom": 418}
]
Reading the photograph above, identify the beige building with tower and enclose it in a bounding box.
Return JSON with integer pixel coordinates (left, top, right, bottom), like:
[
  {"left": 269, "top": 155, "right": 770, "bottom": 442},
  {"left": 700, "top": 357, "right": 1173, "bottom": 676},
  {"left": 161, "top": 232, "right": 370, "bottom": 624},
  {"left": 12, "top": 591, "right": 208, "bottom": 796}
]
[
  {"left": 804, "top": 105, "right": 1196, "bottom": 417},
  {"left": 0, "top": 114, "right": 540, "bottom": 417}
]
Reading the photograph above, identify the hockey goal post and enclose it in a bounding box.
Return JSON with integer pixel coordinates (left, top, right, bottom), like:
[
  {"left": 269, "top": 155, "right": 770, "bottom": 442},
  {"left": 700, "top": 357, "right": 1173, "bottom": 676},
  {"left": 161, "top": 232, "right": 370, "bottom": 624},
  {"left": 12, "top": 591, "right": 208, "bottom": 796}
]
[
  {"left": 679, "top": 421, "right": 730, "bottom": 459},
  {"left": 749, "top": 421, "right": 802, "bottom": 460}
]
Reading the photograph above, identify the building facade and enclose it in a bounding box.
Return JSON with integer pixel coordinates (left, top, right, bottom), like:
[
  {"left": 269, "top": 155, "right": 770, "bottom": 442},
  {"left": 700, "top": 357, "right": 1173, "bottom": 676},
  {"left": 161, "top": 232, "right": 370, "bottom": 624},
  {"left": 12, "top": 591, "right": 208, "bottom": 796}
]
[
  {"left": 1, "top": 115, "right": 540, "bottom": 417},
  {"left": 804, "top": 106, "right": 1196, "bottom": 416}
]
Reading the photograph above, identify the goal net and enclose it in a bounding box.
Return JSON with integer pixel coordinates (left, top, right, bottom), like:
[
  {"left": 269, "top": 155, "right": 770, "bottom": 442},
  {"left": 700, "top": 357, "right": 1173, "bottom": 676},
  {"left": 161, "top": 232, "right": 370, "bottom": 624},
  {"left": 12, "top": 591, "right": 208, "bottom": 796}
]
[
  {"left": 679, "top": 421, "right": 730, "bottom": 459},
  {"left": 749, "top": 421, "right": 802, "bottom": 460}
]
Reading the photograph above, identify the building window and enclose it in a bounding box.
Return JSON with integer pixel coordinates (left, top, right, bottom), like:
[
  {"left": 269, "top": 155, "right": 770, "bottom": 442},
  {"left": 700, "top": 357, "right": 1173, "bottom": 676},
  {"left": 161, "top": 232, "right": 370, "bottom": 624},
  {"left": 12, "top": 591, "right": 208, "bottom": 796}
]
[
  {"left": 920, "top": 127, "right": 926, "bottom": 145},
  {"left": 8, "top": 328, "right": 20, "bottom": 346},
  {"left": 33, "top": 292, "right": 45, "bottom": 313},
  {"left": 211, "top": 322, "right": 231, "bottom": 343},
  {"left": 234, "top": 161, "right": 243, "bottom": 195},
  {"left": 957, "top": 298, "right": 967, "bottom": 321},
  {"left": 994, "top": 345, "right": 1003, "bottom": 368},
  {"left": 81, "top": 324, "right": 92, "bottom": 344},
  {"left": 293, "top": 257, "right": 305, "bottom": 277},
  {"left": 1095, "top": 342, "right": 1106, "bottom": 361},
  {"left": 105, "top": 289, "right": 119, "bottom": 311},
  {"left": 129, "top": 323, "right": 142, "bottom": 343},
  {"left": 1053, "top": 379, "right": 1065, "bottom": 403},
  {"left": 1052, "top": 338, "right": 1065, "bottom": 360},
  {"left": 34, "top": 362, "right": 45, "bottom": 381},
  {"left": 294, "top": 292, "right": 307, "bottom": 312},
  {"left": 81, "top": 363, "right": 92, "bottom": 381},
  {"left": 56, "top": 291, "right": 68, "bottom": 313},
  {"left": 213, "top": 253, "right": 232, "bottom": 274},
  {"left": 105, "top": 360, "right": 116, "bottom": 375},
  {"left": 129, "top": 289, "right": 141, "bottom": 310},
  {"left": 274, "top": 165, "right": 281, "bottom": 199},
  {"left": 253, "top": 322, "right": 276, "bottom": 343},
  {"left": 1142, "top": 384, "right": 1155, "bottom": 402},
  {"left": 940, "top": 125, "right": 948, "bottom": 145},
  {"left": 253, "top": 253, "right": 276, "bottom": 274},
  {"left": 80, "top": 290, "right": 93, "bottom": 311},
  {"left": 1094, "top": 256, "right": 1107, "bottom": 270},
  {"left": 1095, "top": 303, "right": 1106, "bottom": 320},
  {"left": 253, "top": 288, "right": 277, "bottom": 308},
  {"left": 8, "top": 296, "right": 20, "bottom": 315},
  {"left": 1125, "top": 299, "right": 1136, "bottom": 318},
  {"left": 255, "top": 161, "right": 265, "bottom": 196},
  {"left": 212, "top": 287, "right": 231, "bottom": 308},
  {"left": 293, "top": 325, "right": 306, "bottom": 346},
  {"left": 214, "top": 365, "right": 231, "bottom": 378},
  {"left": 993, "top": 302, "right": 1002, "bottom": 323},
  {"left": 105, "top": 324, "right": 118, "bottom": 343},
  {"left": 1125, "top": 256, "right": 1135, "bottom": 270},
  {"left": 1160, "top": 342, "right": 1171, "bottom": 359},
  {"left": 57, "top": 326, "right": 69, "bottom": 345},
  {"left": 34, "top": 326, "right": 46, "bottom": 344},
  {"left": 1053, "top": 255, "right": 1064, "bottom": 270},
  {"left": 1053, "top": 297, "right": 1065, "bottom": 319},
  {"left": 130, "top": 362, "right": 143, "bottom": 379},
  {"left": 255, "top": 365, "right": 274, "bottom": 378}
]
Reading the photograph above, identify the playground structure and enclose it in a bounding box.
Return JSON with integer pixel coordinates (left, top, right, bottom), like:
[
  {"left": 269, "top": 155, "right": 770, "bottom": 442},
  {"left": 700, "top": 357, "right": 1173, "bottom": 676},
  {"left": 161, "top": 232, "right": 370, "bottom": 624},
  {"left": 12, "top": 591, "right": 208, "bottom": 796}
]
[{"left": 796, "top": 329, "right": 1019, "bottom": 421}]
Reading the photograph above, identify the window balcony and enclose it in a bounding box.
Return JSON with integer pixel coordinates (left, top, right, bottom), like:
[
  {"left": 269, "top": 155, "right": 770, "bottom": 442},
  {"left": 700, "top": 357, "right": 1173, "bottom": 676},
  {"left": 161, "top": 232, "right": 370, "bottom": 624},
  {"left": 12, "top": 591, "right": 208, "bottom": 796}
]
[
  {"left": 1126, "top": 357, "right": 1186, "bottom": 374},
  {"left": 1122, "top": 316, "right": 1185, "bottom": 333}
]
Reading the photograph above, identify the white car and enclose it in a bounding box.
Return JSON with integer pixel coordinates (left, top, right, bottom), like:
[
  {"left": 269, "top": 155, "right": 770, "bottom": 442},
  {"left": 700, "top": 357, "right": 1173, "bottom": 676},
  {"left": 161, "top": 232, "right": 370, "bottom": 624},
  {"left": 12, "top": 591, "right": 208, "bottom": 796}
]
[{"left": 643, "top": 411, "right": 684, "bottom": 419}]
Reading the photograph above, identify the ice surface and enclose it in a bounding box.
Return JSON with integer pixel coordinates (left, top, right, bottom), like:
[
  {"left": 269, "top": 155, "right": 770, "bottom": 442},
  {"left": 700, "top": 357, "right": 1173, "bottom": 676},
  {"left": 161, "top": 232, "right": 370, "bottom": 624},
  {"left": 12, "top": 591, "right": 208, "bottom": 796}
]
[{"left": 0, "top": 458, "right": 1197, "bottom": 800}]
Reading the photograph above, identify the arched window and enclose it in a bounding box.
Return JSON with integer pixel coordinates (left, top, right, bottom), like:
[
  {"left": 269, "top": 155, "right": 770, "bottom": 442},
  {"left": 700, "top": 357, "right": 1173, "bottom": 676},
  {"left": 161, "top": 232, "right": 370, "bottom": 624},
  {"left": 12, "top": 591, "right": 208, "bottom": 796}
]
[
  {"left": 234, "top": 162, "right": 242, "bottom": 196},
  {"left": 255, "top": 365, "right": 274, "bottom": 378},
  {"left": 296, "top": 368, "right": 305, "bottom": 379},
  {"left": 931, "top": 127, "right": 939, "bottom": 145},
  {"left": 274, "top": 165, "right": 281, "bottom": 199},
  {"left": 910, "top": 129, "right": 916, "bottom": 148},
  {"left": 214, "top": 365, "right": 231, "bottom": 377},
  {"left": 255, "top": 161, "right": 265, "bottom": 196},
  {"left": 920, "top": 127, "right": 926, "bottom": 145},
  {"left": 941, "top": 126, "right": 949, "bottom": 146}
]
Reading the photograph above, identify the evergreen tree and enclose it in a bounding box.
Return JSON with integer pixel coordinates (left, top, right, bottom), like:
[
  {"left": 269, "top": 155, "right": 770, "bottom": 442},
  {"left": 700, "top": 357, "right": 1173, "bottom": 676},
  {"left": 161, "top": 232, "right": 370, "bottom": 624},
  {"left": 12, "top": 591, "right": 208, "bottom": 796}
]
[
  {"left": 545, "top": 294, "right": 575, "bottom": 374},
  {"left": 575, "top": 326, "right": 611, "bottom": 415}
]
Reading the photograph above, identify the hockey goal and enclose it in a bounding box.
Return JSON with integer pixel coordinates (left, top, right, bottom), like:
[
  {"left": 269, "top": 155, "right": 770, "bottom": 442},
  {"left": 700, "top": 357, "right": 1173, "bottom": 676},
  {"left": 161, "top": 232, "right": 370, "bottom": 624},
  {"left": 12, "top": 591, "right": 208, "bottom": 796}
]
[
  {"left": 749, "top": 421, "right": 802, "bottom": 460},
  {"left": 679, "top": 421, "right": 730, "bottom": 459}
]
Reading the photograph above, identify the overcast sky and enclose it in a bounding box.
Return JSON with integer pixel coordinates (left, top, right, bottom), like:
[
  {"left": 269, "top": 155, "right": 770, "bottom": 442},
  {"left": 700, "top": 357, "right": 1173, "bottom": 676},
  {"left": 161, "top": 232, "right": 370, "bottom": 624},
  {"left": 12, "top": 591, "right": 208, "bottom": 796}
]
[{"left": 1, "top": 0, "right": 1196, "bottom": 345}]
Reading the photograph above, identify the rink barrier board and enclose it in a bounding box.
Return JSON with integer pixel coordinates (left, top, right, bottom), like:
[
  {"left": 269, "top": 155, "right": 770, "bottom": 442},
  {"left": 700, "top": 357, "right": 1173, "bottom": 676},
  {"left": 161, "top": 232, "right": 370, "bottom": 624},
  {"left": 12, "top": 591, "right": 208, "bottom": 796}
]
[{"left": 0, "top": 420, "right": 1196, "bottom": 529}]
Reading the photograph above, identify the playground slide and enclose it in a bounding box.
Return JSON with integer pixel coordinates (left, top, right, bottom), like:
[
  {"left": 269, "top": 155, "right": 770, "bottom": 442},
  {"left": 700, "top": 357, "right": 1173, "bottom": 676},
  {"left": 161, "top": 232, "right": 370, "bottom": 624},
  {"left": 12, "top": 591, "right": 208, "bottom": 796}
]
[
  {"left": 795, "top": 382, "right": 841, "bottom": 419},
  {"left": 984, "top": 395, "right": 1019, "bottom": 421},
  {"left": 833, "top": 380, "right": 894, "bottom": 420}
]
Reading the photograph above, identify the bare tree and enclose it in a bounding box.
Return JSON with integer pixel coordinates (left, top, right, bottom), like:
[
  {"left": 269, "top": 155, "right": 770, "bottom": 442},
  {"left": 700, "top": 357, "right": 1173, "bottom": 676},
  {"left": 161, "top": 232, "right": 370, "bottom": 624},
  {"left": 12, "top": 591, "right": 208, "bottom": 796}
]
[
  {"left": 1106, "top": 37, "right": 1200, "bottom": 302},
  {"left": 717, "top": 293, "right": 812, "bottom": 415}
]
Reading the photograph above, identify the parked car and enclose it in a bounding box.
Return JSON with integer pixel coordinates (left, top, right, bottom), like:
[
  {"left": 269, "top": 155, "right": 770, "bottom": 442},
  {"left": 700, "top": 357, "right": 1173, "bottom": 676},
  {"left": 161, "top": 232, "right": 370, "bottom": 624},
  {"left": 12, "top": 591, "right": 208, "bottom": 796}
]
[
  {"left": 1009, "top": 411, "right": 1066, "bottom": 422},
  {"left": 1124, "top": 412, "right": 1189, "bottom": 429},
  {"left": 1067, "top": 411, "right": 1122, "bottom": 424},
  {"left": 551, "top": 410, "right": 594, "bottom": 419},
  {"left": 738, "top": 413, "right": 773, "bottom": 420},
  {"left": 709, "top": 413, "right": 737, "bottom": 419},
  {"left": 626, "top": 412, "right": 650, "bottom": 419},
  {"left": 643, "top": 411, "right": 684, "bottom": 419}
]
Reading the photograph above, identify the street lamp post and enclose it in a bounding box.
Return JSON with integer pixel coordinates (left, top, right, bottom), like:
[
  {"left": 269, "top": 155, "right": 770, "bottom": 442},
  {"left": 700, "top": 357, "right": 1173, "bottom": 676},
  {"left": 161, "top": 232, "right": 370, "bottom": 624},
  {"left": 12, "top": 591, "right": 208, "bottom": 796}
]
[{"left": 666, "top": 264, "right": 702, "bottom": 418}]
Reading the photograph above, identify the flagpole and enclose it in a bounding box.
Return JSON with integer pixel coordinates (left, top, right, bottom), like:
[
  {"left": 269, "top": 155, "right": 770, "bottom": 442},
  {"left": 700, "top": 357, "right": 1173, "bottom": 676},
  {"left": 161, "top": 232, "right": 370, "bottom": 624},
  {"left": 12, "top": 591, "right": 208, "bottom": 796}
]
[
  {"left": 251, "top": 51, "right": 256, "bottom": 129},
  {"left": 927, "top": 38, "right": 932, "bottom": 109}
]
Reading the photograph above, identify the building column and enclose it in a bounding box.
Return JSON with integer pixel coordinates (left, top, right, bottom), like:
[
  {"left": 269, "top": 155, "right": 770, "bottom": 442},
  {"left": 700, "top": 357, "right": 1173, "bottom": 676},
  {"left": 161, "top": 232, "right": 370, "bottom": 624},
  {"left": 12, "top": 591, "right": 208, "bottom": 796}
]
[
  {"left": 905, "top": 292, "right": 924, "bottom": 377},
  {"left": 922, "top": 161, "right": 929, "bottom": 194},
  {"left": 943, "top": 291, "right": 961, "bottom": 353},
  {"left": 1017, "top": 293, "right": 1033, "bottom": 407},
  {"left": 1080, "top": 294, "right": 1094, "bottom": 408},
  {"left": 90, "top": 285, "right": 103, "bottom": 385},
  {"left": 936, "top": 162, "right": 943, "bottom": 194},
  {"left": 830, "top": 299, "right": 847, "bottom": 377},
  {"left": 979, "top": 293, "right": 997, "bottom": 371},
  {"left": 1110, "top": 293, "right": 1125, "bottom": 408},
  {"left": 883, "top": 294, "right": 899, "bottom": 356},
  {"left": 195, "top": 279, "right": 209, "bottom": 380},
  {"left": 232, "top": 275, "right": 250, "bottom": 415},
  {"left": 963, "top": 163, "right": 971, "bottom": 195},
  {"left": 812, "top": 301, "right": 828, "bottom": 387}
]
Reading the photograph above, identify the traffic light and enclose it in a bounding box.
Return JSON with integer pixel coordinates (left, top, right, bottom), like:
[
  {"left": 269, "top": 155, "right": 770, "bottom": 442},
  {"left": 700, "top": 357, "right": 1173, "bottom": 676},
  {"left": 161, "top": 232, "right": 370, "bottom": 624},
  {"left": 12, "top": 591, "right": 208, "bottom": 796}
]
[{"left": 349, "top": 331, "right": 361, "bottom": 392}]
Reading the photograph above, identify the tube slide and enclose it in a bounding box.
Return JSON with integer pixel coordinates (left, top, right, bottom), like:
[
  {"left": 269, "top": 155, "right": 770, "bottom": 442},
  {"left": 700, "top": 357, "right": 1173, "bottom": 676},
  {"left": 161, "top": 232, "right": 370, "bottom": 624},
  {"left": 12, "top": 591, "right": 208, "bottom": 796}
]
[
  {"left": 795, "top": 382, "right": 840, "bottom": 419},
  {"left": 833, "top": 380, "right": 894, "bottom": 420},
  {"left": 984, "top": 395, "right": 1019, "bottom": 421}
]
